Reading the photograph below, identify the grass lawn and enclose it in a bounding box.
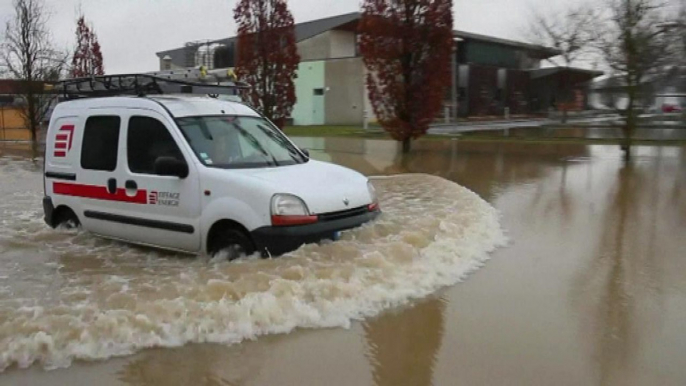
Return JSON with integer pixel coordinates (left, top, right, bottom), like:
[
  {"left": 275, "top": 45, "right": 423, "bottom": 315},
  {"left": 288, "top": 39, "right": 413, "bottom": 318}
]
[
  {"left": 282, "top": 125, "right": 686, "bottom": 146},
  {"left": 283, "top": 125, "right": 387, "bottom": 138}
]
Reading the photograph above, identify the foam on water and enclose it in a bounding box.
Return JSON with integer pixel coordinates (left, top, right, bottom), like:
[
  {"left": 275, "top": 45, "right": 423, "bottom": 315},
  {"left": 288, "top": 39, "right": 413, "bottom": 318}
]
[{"left": 0, "top": 165, "right": 507, "bottom": 371}]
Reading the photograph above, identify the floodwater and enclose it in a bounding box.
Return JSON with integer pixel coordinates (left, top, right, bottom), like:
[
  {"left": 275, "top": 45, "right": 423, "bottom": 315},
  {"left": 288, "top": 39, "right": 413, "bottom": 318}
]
[
  {"left": 460, "top": 126, "right": 686, "bottom": 140},
  {"left": 1, "top": 138, "right": 686, "bottom": 385}
]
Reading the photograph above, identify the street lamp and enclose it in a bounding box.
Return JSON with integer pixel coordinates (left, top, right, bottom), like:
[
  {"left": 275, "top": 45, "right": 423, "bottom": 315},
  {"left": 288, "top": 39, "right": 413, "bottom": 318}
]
[{"left": 451, "top": 37, "right": 462, "bottom": 123}]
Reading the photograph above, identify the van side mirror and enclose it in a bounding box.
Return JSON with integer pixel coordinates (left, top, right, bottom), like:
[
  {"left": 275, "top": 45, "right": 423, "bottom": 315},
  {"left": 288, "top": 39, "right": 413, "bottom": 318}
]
[
  {"left": 154, "top": 157, "right": 189, "bottom": 178},
  {"left": 300, "top": 148, "right": 310, "bottom": 158}
]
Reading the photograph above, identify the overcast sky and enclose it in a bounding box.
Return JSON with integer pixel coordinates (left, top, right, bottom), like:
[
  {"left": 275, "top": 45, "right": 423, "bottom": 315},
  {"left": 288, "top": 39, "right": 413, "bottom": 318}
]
[{"left": 0, "top": 0, "right": 679, "bottom": 74}]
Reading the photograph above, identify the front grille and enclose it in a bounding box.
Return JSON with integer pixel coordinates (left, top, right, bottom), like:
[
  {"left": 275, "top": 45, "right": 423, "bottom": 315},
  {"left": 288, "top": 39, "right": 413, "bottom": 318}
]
[{"left": 318, "top": 205, "right": 368, "bottom": 222}]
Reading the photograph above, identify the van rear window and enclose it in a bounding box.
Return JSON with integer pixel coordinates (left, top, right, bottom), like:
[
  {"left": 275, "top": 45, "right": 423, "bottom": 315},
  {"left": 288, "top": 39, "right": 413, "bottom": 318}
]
[{"left": 81, "top": 116, "right": 120, "bottom": 171}]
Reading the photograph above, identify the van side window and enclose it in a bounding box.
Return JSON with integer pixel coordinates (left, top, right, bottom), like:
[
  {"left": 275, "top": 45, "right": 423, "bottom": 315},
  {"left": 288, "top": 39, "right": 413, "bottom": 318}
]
[
  {"left": 81, "top": 116, "right": 121, "bottom": 171},
  {"left": 128, "top": 116, "right": 184, "bottom": 174}
]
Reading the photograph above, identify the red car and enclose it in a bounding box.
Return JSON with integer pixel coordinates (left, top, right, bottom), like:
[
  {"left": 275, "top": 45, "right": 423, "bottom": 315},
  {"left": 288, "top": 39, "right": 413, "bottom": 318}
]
[{"left": 662, "top": 104, "right": 683, "bottom": 113}]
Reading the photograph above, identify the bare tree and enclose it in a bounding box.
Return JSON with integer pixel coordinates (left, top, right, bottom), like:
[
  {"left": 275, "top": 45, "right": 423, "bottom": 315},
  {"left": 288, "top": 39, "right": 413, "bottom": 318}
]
[
  {"left": 527, "top": 3, "right": 599, "bottom": 123},
  {"left": 528, "top": 3, "right": 598, "bottom": 67},
  {"left": 1, "top": 0, "right": 66, "bottom": 143},
  {"left": 595, "top": 0, "right": 673, "bottom": 160}
]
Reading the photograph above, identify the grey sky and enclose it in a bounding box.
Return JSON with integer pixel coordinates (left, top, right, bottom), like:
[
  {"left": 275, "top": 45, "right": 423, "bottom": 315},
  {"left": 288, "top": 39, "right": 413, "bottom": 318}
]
[{"left": 0, "top": 0, "right": 605, "bottom": 74}]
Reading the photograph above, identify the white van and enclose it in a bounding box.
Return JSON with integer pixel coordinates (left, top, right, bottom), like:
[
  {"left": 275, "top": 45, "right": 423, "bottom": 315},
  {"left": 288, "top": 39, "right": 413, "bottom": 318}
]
[{"left": 42, "top": 75, "right": 379, "bottom": 259}]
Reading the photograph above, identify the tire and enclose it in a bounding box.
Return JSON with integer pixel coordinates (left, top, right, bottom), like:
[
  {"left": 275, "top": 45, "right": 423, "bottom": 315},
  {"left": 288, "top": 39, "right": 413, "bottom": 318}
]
[
  {"left": 209, "top": 228, "right": 255, "bottom": 261},
  {"left": 55, "top": 208, "right": 80, "bottom": 230}
]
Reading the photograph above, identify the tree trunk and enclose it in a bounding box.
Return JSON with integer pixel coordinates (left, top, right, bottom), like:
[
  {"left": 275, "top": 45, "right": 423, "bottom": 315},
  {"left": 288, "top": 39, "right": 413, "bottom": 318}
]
[
  {"left": 402, "top": 138, "right": 411, "bottom": 153},
  {"left": 31, "top": 138, "right": 39, "bottom": 161},
  {"left": 623, "top": 87, "right": 637, "bottom": 161}
]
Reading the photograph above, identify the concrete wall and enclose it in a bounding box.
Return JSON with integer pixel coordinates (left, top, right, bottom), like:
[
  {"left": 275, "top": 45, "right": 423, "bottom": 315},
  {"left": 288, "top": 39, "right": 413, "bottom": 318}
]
[
  {"left": 297, "top": 30, "right": 357, "bottom": 62},
  {"left": 324, "top": 57, "right": 366, "bottom": 125},
  {"left": 298, "top": 33, "right": 331, "bottom": 62},
  {"left": 328, "top": 30, "right": 356, "bottom": 58},
  {"left": 294, "top": 31, "right": 364, "bottom": 125},
  {"left": 292, "top": 61, "right": 325, "bottom": 126},
  {"left": 362, "top": 67, "right": 376, "bottom": 124}
]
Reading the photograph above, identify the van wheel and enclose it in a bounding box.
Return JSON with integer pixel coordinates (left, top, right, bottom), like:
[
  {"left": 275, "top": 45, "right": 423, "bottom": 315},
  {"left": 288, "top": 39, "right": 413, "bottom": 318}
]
[
  {"left": 54, "top": 207, "right": 80, "bottom": 229},
  {"left": 209, "top": 228, "right": 255, "bottom": 261}
]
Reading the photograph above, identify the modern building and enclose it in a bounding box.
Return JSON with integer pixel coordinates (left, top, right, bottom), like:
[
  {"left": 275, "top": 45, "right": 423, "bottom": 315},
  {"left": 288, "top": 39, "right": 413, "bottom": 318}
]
[
  {"left": 156, "top": 13, "right": 602, "bottom": 126},
  {"left": 588, "top": 66, "right": 686, "bottom": 111}
]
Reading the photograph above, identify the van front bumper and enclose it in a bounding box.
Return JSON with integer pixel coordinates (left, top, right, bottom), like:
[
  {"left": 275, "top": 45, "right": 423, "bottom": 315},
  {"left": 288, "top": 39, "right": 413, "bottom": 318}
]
[{"left": 251, "top": 209, "right": 380, "bottom": 256}]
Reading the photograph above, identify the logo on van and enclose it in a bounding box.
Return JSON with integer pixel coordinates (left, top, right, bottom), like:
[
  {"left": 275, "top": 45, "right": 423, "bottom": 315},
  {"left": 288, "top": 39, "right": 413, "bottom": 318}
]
[
  {"left": 148, "top": 191, "right": 180, "bottom": 207},
  {"left": 54, "top": 125, "right": 75, "bottom": 158},
  {"left": 148, "top": 191, "right": 158, "bottom": 205}
]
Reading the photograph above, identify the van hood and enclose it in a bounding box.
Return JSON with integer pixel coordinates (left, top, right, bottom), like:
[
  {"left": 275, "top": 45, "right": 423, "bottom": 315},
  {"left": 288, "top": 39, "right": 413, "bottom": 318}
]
[{"left": 240, "top": 160, "right": 372, "bottom": 214}]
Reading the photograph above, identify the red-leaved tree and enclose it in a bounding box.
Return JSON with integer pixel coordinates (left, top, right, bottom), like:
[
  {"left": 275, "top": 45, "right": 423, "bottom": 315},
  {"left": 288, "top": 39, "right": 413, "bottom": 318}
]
[
  {"left": 359, "top": 0, "right": 453, "bottom": 152},
  {"left": 234, "top": 0, "right": 300, "bottom": 129},
  {"left": 71, "top": 15, "right": 104, "bottom": 78}
]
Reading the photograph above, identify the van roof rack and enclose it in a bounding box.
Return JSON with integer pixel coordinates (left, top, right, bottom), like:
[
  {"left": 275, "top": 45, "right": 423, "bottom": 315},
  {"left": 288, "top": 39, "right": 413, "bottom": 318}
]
[{"left": 56, "top": 70, "right": 250, "bottom": 100}]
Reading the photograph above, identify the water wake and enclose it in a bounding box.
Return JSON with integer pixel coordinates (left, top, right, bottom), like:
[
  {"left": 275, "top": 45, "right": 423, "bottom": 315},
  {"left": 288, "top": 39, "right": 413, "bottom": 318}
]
[{"left": 0, "top": 173, "right": 506, "bottom": 371}]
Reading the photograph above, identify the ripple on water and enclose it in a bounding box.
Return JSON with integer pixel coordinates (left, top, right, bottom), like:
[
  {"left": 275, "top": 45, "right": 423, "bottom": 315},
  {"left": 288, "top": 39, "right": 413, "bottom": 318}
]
[{"left": 0, "top": 171, "right": 507, "bottom": 371}]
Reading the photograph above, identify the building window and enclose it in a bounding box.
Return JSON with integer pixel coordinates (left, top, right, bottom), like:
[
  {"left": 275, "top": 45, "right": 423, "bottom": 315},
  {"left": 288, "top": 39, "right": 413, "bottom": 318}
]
[
  {"left": 81, "top": 116, "right": 120, "bottom": 171},
  {"left": 313, "top": 88, "right": 325, "bottom": 96},
  {"left": 127, "top": 116, "right": 184, "bottom": 175},
  {"left": 494, "top": 89, "right": 503, "bottom": 102}
]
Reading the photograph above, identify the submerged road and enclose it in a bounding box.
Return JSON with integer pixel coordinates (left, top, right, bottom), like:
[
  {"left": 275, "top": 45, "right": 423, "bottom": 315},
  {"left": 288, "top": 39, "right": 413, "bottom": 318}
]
[{"left": 1, "top": 140, "right": 685, "bottom": 385}]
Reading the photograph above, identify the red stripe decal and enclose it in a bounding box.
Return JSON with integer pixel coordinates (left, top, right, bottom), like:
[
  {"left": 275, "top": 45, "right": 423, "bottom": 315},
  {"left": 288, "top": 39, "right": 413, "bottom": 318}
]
[
  {"left": 59, "top": 125, "right": 75, "bottom": 151},
  {"left": 56, "top": 134, "right": 68, "bottom": 141},
  {"left": 54, "top": 151, "right": 67, "bottom": 157},
  {"left": 53, "top": 182, "right": 148, "bottom": 204},
  {"left": 55, "top": 142, "right": 67, "bottom": 149}
]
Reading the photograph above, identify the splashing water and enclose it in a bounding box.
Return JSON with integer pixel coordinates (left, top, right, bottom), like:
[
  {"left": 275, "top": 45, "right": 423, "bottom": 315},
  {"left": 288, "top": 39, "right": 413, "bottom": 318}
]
[{"left": 0, "top": 157, "right": 506, "bottom": 371}]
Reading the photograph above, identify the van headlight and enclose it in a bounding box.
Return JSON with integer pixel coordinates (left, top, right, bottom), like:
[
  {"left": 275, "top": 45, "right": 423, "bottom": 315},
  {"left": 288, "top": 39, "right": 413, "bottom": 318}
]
[
  {"left": 271, "top": 194, "right": 309, "bottom": 216},
  {"left": 271, "top": 194, "right": 317, "bottom": 226},
  {"left": 367, "top": 181, "right": 380, "bottom": 211}
]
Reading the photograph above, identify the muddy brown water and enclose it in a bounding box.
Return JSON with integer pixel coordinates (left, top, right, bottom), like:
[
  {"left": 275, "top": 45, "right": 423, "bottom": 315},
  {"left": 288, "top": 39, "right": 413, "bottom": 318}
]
[
  {"left": 461, "top": 126, "right": 686, "bottom": 140},
  {"left": 1, "top": 139, "right": 685, "bottom": 386}
]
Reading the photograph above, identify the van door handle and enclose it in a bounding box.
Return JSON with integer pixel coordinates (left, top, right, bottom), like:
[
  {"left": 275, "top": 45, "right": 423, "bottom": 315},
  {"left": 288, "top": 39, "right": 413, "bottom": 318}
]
[
  {"left": 107, "top": 178, "right": 117, "bottom": 194},
  {"left": 125, "top": 180, "right": 138, "bottom": 191}
]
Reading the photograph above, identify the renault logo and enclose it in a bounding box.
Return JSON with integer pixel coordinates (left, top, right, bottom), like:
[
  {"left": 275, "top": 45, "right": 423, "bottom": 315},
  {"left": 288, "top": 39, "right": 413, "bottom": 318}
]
[{"left": 343, "top": 198, "right": 350, "bottom": 206}]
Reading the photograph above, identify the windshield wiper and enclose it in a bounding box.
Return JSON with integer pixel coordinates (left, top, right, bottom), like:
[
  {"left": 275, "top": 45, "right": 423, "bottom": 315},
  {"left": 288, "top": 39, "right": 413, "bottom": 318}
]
[
  {"left": 196, "top": 119, "right": 213, "bottom": 140},
  {"left": 231, "top": 123, "right": 279, "bottom": 166},
  {"left": 255, "top": 124, "right": 303, "bottom": 162}
]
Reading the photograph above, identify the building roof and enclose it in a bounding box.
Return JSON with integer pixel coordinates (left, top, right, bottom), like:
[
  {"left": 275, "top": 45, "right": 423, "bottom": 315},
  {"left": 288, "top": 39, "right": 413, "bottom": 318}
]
[
  {"left": 590, "top": 66, "right": 685, "bottom": 90},
  {"left": 0, "top": 79, "right": 18, "bottom": 94},
  {"left": 529, "top": 67, "right": 603, "bottom": 80},
  {"left": 157, "top": 12, "right": 561, "bottom": 65},
  {"left": 454, "top": 30, "right": 559, "bottom": 58},
  {"left": 156, "top": 12, "right": 361, "bottom": 66},
  {"left": 0, "top": 79, "right": 47, "bottom": 94}
]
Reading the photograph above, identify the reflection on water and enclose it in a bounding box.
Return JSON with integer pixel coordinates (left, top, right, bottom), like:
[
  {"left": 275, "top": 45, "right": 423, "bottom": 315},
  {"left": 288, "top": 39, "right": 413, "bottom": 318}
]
[
  {"left": 461, "top": 127, "right": 686, "bottom": 140},
  {"left": 294, "top": 138, "right": 686, "bottom": 385},
  {"left": 363, "top": 296, "right": 445, "bottom": 386},
  {"left": 117, "top": 343, "right": 263, "bottom": 386},
  {"left": 295, "top": 137, "right": 590, "bottom": 200},
  {"left": 569, "top": 157, "right": 686, "bottom": 385}
]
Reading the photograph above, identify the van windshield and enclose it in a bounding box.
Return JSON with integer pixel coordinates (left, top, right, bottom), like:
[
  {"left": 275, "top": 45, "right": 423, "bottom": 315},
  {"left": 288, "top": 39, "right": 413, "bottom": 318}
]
[{"left": 176, "top": 116, "right": 307, "bottom": 169}]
